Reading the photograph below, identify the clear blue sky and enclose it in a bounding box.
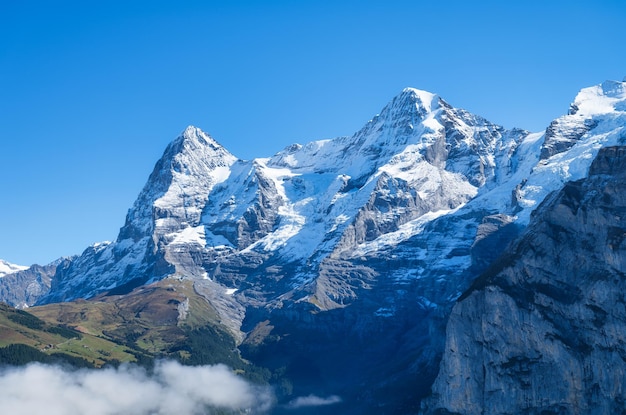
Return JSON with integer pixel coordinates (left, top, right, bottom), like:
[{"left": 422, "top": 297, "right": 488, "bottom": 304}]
[{"left": 1, "top": 0, "right": 625, "bottom": 266}]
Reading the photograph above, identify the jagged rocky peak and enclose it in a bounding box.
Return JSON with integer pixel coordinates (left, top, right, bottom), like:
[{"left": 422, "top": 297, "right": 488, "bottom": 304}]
[
  {"left": 542, "top": 79, "right": 626, "bottom": 160},
  {"left": 37, "top": 126, "right": 241, "bottom": 304},
  {"left": 182, "top": 125, "right": 225, "bottom": 148},
  {"left": 380, "top": 87, "right": 441, "bottom": 123},
  {"left": 167, "top": 126, "right": 237, "bottom": 173},
  {"left": 148, "top": 125, "right": 238, "bottom": 222},
  {"left": 353, "top": 87, "right": 444, "bottom": 145},
  {"left": 267, "top": 85, "right": 511, "bottom": 189},
  {"left": 147, "top": 125, "right": 237, "bottom": 188},
  {"left": 265, "top": 87, "right": 444, "bottom": 173},
  {"left": 119, "top": 126, "right": 238, "bottom": 240}
]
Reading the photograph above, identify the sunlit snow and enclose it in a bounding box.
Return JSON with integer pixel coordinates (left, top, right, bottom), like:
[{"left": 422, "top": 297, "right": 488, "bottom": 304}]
[{"left": 0, "top": 260, "right": 28, "bottom": 278}]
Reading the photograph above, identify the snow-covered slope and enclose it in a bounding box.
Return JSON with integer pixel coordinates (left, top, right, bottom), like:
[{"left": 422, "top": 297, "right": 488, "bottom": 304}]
[{"left": 0, "top": 260, "right": 28, "bottom": 278}]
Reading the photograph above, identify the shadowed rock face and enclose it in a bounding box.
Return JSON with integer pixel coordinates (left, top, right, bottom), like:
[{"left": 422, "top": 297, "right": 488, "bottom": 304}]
[
  {"left": 0, "top": 259, "right": 71, "bottom": 308},
  {"left": 539, "top": 117, "right": 597, "bottom": 160},
  {"left": 421, "top": 146, "right": 626, "bottom": 415}
]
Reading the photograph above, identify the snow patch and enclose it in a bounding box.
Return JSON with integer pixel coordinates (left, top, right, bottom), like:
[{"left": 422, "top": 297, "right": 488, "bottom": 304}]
[
  {"left": 170, "top": 226, "right": 207, "bottom": 246},
  {"left": 0, "top": 260, "right": 28, "bottom": 278},
  {"left": 352, "top": 208, "right": 460, "bottom": 257}
]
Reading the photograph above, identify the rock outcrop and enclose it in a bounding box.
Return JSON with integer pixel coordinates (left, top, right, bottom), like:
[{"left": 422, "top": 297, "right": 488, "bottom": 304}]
[
  {"left": 0, "top": 258, "right": 71, "bottom": 308},
  {"left": 421, "top": 146, "right": 626, "bottom": 415}
]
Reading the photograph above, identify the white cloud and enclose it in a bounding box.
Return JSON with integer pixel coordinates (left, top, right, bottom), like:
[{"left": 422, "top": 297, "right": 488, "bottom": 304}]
[
  {"left": 286, "top": 394, "right": 342, "bottom": 409},
  {"left": 0, "top": 360, "right": 273, "bottom": 415}
]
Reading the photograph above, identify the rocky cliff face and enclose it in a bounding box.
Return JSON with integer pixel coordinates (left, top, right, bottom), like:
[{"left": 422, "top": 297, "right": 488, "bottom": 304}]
[
  {"left": 421, "top": 146, "right": 626, "bottom": 415},
  {"left": 0, "top": 259, "right": 71, "bottom": 308}
]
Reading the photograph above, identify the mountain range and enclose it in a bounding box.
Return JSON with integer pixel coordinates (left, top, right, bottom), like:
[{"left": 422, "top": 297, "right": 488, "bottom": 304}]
[{"left": 1, "top": 79, "right": 626, "bottom": 414}]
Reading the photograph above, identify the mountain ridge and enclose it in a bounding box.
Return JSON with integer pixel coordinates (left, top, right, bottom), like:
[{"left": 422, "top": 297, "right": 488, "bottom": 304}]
[{"left": 2, "top": 79, "right": 626, "bottom": 413}]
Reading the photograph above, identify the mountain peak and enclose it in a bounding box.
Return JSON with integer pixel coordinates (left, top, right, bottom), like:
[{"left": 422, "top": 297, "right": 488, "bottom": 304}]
[
  {"left": 152, "top": 126, "right": 237, "bottom": 180},
  {"left": 400, "top": 87, "right": 440, "bottom": 111},
  {"left": 380, "top": 87, "right": 440, "bottom": 122},
  {"left": 350, "top": 86, "right": 442, "bottom": 144},
  {"left": 177, "top": 125, "right": 229, "bottom": 154},
  {"left": 181, "top": 125, "right": 211, "bottom": 142},
  {"left": 117, "top": 125, "right": 237, "bottom": 241},
  {"left": 568, "top": 79, "right": 626, "bottom": 116},
  {"left": 183, "top": 124, "right": 200, "bottom": 136}
]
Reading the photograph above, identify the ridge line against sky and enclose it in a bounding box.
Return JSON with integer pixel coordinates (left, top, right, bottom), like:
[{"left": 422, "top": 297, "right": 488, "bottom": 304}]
[{"left": 1, "top": 0, "right": 625, "bottom": 265}]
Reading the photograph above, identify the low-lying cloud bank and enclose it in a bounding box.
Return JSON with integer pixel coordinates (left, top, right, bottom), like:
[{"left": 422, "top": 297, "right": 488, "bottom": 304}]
[
  {"left": 0, "top": 360, "right": 273, "bottom": 414},
  {"left": 286, "top": 394, "right": 342, "bottom": 409}
]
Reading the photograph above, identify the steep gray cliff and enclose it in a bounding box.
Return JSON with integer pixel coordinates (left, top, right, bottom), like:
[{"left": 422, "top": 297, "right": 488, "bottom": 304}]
[
  {"left": 421, "top": 146, "right": 626, "bottom": 415},
  {"left": 0, "top": 259, "right": 71, "bottom": 308}
]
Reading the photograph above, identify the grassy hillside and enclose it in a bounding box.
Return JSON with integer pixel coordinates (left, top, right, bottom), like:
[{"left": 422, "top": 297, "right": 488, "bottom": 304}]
[
  {"left": 8, "top": 278, "right": 267, "bottom": 378},
  {"left": 0, "top": 302, "right": 136, "bottom": 367},
  {"left": 0, "top": 276, "right": 286, "bottom": 396},
  {"left": 29, "top": 279, "right": 236, "bottom": 362}
]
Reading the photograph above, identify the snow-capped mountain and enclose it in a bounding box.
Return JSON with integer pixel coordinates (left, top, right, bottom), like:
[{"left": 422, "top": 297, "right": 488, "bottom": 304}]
[
  {"left": 0, "top": 260, "right": 28, "bottom": 278},
  {"left": 40, "top": 127, "right": 238, "bottom": 302},
  {"left": 4, "top": 79, "right": 625, "bottom": 413}
]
